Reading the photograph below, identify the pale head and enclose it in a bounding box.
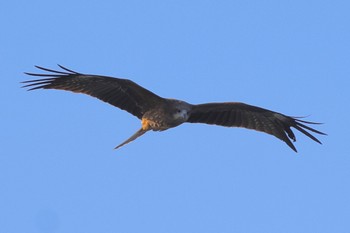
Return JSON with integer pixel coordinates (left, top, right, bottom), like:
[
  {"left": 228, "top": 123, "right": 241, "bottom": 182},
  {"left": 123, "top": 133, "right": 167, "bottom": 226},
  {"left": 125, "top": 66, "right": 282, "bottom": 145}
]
[{"left": 166, "top": 99, "right": 192, "bottom": 123}]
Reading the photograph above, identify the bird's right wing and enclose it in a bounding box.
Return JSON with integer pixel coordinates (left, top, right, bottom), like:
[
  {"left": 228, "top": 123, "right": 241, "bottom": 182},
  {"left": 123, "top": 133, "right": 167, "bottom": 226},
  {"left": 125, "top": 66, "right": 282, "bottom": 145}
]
[
  {"left": 187, "top": 102, "right": 326, "bottom": 152},
  {"left": 22, "top": 65, "right": 164, "bottom": 119}
]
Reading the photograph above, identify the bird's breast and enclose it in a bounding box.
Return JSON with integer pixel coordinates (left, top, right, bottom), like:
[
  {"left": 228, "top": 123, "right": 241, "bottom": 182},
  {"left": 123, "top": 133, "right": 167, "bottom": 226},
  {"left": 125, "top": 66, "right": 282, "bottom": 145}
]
[{"left": 141, "top": 117, "right": 169, "bottom": 131}]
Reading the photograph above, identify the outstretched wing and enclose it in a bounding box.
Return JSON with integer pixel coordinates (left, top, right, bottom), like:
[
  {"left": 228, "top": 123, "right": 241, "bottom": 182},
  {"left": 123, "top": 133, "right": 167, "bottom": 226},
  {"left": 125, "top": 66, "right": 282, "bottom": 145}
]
[
  {"left": 22, "top": 65, "right": 164, "bottom": 119},
  {"left": 187, "top": 102, "right": 326, "bottom": 152}
]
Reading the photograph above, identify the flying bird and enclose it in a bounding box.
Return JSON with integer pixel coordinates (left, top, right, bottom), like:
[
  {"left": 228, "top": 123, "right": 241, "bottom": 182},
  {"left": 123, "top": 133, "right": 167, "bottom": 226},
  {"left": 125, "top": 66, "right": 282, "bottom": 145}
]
[{"left": 22, "top": 65, "right": 326, "bottom": 152}]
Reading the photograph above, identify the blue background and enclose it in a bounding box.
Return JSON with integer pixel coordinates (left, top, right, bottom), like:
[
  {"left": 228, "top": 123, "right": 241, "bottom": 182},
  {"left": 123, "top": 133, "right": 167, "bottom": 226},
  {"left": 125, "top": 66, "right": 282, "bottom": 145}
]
[{"left": 2, "top": 0, "right": 349, "bottom": 232}]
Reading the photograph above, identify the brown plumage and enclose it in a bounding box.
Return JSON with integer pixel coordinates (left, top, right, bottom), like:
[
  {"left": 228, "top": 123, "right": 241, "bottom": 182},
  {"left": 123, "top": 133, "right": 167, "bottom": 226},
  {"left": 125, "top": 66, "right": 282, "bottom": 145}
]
[{"left": 22, "top": 65, "right": 326, "bottom": 152}]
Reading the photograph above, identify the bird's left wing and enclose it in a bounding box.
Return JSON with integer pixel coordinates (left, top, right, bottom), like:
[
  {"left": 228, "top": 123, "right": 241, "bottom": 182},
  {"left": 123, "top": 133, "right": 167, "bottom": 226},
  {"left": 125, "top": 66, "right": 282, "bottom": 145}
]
[
  {"left": 22, "top": 65, "right": 164, "bottom": 119},
  {"left": 187, "top": 102, "right": 326, "bottom": 152}
]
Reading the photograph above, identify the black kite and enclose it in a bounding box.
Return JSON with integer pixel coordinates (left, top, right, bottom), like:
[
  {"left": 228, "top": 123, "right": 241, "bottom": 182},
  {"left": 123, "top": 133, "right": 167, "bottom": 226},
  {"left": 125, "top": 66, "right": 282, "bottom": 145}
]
[{"left": 22, "top": 65, "right": 326, "bottom": 152}]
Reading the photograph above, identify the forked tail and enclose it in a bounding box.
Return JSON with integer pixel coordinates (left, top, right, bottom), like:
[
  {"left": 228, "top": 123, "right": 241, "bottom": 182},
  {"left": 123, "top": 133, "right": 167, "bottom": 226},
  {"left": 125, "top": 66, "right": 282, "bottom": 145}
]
[{"left": 114, "top": 128, "right": 148, "bottom": 149}]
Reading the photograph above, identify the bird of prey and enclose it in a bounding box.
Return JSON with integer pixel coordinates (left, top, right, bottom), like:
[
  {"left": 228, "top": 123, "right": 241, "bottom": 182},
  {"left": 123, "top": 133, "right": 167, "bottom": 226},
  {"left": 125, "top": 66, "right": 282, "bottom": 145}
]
[{"left": 22, "top": 65, "right": 325, "bottom": 152}]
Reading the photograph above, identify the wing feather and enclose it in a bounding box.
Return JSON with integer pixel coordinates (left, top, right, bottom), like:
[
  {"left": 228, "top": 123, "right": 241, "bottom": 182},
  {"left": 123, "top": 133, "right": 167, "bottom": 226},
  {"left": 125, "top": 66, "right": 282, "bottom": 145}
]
[
  {"left": 187, "top": 102, "right": 326, "bottom": 152},
  {"left": 22, "top": 65, "right": 164, "bottom": 119}
]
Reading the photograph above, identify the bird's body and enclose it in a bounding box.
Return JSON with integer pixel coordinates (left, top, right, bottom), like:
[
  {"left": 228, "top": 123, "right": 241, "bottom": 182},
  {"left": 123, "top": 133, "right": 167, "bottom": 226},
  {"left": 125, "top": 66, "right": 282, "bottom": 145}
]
[
  {"left": 142, "top": 99, "right": 192, "bottom": 131},
  {"left": 22, "top": 65, "right": 326, "bottom": 152}
]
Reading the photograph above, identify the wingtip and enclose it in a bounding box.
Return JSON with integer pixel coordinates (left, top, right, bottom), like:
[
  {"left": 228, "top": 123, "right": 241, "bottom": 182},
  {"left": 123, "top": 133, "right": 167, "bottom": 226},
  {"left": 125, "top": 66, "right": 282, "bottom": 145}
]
[{"left": 289, "top": 144, "right": 298, "bottom": 153}]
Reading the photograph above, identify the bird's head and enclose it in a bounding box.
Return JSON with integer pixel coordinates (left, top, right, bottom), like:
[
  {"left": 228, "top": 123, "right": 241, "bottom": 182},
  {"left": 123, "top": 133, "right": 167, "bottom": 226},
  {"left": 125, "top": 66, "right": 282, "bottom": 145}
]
[
  {"left": 167, "top": 99, "right": 192, "bottom": 122},
  {"left": 173, "top": 108, "right": 189, "bottom": 121}
]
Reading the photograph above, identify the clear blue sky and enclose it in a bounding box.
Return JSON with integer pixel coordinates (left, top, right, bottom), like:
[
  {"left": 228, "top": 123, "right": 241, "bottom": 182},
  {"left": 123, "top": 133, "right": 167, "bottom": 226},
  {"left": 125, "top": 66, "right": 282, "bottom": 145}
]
[{"left": 2, "top": 0, "right": 349, "bottom": 232}]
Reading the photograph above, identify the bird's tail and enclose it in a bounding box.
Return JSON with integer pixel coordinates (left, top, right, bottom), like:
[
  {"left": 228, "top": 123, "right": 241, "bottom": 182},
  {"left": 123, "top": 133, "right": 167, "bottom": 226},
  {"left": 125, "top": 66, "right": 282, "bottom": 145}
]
[{"left": 114, "top": 128, "right": 148, "bottom": 149}]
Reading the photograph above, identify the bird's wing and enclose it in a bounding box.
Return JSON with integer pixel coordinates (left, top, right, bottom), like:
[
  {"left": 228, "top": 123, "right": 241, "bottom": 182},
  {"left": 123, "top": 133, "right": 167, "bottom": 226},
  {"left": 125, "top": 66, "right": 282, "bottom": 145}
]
[
  {"left": 187, "top": 102, "right": 326, "bottom": 152},
  {"left": 22, "top": 65, "right": 164, "bottom": 119}
]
